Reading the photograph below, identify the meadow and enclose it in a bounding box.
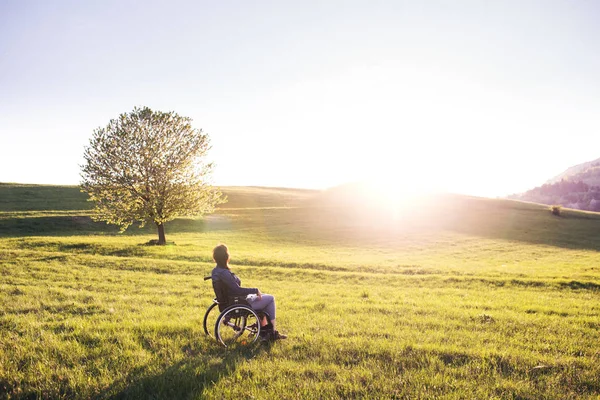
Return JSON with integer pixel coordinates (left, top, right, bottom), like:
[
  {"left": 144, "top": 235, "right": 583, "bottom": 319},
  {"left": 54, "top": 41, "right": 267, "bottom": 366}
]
[{"left": 0, "top": 183, "right": 599, "bottom": 399}]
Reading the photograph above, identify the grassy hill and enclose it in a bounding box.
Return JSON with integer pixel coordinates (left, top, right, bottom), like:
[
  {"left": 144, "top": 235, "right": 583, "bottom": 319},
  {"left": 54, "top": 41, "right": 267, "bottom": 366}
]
[
  {"left": 0, "top": 184, "right": 317, "bottom": 237},
  {"left": 1, "top": 183, "right": 599, "bottom": 399}
]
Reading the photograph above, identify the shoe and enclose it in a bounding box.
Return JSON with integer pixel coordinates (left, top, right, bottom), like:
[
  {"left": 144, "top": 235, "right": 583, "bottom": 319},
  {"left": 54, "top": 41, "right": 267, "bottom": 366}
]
[
  {"left": 259, "top": 328, "right": 270, "bottom": 342},
  {"left": 272, "top": 330, "right": 287, "bottom": 340}
]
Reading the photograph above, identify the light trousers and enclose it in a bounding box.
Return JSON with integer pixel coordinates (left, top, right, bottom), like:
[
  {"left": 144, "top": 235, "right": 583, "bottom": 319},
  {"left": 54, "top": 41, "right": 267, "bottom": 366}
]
[{"left": 247, "top": 294, "right": 276, "bottom": 320}]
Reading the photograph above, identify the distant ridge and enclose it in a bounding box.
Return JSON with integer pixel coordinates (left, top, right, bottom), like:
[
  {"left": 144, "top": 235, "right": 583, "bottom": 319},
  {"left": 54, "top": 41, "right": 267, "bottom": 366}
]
[
  {"left": 547, "top": 157, "right": 600, "bottom": 185},
  {"left": 511, "top": 157, "right": 600, "bottom": 212}
]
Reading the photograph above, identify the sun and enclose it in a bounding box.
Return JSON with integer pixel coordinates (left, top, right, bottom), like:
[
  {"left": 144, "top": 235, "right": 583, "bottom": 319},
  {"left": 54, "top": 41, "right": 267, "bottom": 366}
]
[{"left": 355, "top": 176, "right": 434, "bottom": 212}]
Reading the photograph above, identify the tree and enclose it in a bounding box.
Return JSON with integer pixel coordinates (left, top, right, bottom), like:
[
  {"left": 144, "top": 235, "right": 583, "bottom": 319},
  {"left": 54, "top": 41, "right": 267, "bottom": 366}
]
[{"left": 81, "top": 106, "right": 226, "bottom": 244}]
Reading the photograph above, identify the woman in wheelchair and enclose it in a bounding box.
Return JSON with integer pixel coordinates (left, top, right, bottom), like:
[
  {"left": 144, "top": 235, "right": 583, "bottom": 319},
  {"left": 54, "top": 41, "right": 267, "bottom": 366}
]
[{"left": 211, "top": 244, "right": 287, "bottom": 341}]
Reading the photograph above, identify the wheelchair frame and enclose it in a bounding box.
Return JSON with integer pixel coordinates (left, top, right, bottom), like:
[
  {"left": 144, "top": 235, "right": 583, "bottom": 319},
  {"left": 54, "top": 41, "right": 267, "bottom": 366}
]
[{"left": 203, "top": 276, "right": 272, "bottom": 347}]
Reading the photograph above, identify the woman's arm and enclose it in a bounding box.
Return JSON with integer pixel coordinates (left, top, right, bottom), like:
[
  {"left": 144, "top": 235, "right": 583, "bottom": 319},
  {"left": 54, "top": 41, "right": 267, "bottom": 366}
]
[{"left": 213, "top": 268, "right": 259, "bottom": 296}]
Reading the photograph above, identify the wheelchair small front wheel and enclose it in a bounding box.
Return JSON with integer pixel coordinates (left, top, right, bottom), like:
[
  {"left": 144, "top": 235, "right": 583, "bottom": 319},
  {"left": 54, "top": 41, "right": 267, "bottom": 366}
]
[
  {"left": 215, "top": 305, "right": 261, "bottom": 347},
  {"left": 203, "top": 302, "right": 220, "bottom": 338}
]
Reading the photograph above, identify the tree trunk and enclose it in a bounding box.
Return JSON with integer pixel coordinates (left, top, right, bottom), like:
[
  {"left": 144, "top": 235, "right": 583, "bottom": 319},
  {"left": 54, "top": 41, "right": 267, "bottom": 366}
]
[{"left": 156, "top": 222, "right": 166, "bottom": 245}]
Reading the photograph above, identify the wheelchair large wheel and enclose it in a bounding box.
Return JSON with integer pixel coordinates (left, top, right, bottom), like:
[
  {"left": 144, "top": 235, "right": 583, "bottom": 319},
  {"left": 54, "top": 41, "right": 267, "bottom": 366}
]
[
  {"left": 203, "top": 301, "right": 219, "bottom": 338},
  {"left": 215, "top": 305, "right": 261, "bottom": 347}
]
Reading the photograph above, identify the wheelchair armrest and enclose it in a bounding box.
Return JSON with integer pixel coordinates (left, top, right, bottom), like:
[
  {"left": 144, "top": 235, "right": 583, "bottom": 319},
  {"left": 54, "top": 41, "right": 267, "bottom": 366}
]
[{"left": 228, "top": 296, "right": 250, "bottom": 306}]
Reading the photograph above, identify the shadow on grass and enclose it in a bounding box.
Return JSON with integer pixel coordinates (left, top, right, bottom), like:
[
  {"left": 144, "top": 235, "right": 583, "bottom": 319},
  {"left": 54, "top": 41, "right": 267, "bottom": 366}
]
[
  {"left": 0, "top": 184, "right": 91, "bottom": 212},
  {"left": 97, "top": 343, "right": 272, "bottom": 400},
  {"left": 4, "top": 196, "right": 600, "bottom": 254},
  {"left": 559, "top": 280, "right": 600, "bottom": 291},
  {"left": 421, "top": 195, "right": 600, "bottom": 251},
  {"left": 0, "top": 215, "right": 117, "bottom": 237},
  {"left": 249, "top": 200, "right": 600, "bottom": 252},
  {"left": 443, "top": 211, "right": 600, "bottom": 252},
  {"left": 0, "top": 215, "right": 227, "bottom": 238}
]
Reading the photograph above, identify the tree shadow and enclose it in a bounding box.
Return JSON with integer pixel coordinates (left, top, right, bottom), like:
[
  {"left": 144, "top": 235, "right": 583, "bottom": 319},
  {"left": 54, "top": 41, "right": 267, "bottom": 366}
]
[{"left": 96, "top": 343, "right": 272, "bottom": 400}]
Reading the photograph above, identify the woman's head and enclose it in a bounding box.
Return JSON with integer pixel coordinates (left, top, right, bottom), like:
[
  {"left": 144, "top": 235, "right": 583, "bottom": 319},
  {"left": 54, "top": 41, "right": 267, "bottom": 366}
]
[{"left": 213, "top": 244, "right": 230, "bottom": 267}]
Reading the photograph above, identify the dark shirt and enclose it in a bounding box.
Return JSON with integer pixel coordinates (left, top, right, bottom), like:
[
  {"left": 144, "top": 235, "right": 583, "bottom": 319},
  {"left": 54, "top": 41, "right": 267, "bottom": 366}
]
[{"left": 211, "top": 265, "right": 258, "bottom": 297}]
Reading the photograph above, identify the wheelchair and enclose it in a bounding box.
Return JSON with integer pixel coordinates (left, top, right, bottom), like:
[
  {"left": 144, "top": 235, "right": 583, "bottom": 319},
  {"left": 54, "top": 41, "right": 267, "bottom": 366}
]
[{"left": 203, "top": 276, "right": 272, "bottom": 347}]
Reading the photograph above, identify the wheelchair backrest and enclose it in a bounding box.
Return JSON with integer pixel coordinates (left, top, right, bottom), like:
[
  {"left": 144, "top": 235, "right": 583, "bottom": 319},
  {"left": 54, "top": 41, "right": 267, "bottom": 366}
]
[
  {"left": 212, "top": 279, "right": 230, "bottom": 312},
  {"left": 212, "top": 278, "right": 250, "bottom": 312}
]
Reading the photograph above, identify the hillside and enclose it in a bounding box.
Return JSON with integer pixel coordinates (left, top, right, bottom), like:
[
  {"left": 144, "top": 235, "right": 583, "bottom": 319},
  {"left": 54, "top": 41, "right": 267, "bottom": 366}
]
[
  {"left": 0, "top": 183, "right": 317, "bottom": 237},
  {"left": 0, "top": 183, "right": 91, "bottom": 212},
  {"left": 511, "top": 158, "right": 600, "bottom": 211},
  {"left": 1, "top": 183, "right": 600, "bottom": 398},
  {"left": 217, "top": 186, "right": 317, "bottom": 209},
  {"left": 0, "top": 183, "right": 316, "bottom": 212},
  {"left": 3, "top": 182, "right": 600, "bottom": 251},
  {"left": 547, "top": 157, "right": 600, "bottom": 185}
]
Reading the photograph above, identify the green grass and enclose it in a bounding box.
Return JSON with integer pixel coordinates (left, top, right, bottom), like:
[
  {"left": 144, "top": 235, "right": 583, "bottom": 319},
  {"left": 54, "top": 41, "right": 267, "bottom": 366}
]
[{"left": 1, "top": 183, "right": 599, "bottom": 399}]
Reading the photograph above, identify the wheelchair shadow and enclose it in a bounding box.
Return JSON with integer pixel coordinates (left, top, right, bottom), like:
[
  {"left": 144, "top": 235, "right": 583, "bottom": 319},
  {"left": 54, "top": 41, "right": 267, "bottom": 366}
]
[{"left": 99, "top": 342, "right": 273, "bottom": 399}]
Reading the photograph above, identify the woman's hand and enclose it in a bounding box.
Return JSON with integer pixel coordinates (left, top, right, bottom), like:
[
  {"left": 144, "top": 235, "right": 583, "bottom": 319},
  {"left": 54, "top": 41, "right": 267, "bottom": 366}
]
[{"left": 256, "top": 289, "right": 263, "bottom": 300}]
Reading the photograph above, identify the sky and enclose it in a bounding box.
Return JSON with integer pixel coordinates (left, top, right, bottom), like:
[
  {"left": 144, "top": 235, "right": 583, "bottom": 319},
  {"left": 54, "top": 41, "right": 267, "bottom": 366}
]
[{"left": 1, "top": 0, "right": 599, "bottom": 198}]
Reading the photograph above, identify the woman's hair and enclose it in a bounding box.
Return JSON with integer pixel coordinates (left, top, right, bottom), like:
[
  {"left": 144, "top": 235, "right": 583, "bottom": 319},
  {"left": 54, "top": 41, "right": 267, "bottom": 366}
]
[{"left": 213, "top": 244, "right": 229, "bottom": 267}]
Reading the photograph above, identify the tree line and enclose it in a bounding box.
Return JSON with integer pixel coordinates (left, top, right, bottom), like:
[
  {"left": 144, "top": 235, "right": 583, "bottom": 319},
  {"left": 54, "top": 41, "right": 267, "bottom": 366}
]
[{"left": 510, "top": 179, "right": 600, "bottom": 212}]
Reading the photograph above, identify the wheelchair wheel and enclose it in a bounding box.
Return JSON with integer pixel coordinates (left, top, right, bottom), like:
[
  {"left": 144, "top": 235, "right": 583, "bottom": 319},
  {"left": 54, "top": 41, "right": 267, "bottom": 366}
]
[
  {"left": 215, "top": 305, "right": 261, "bottom": 347},
  {"left": 203, "top": 301, "right": 219, "bottom": 338}
]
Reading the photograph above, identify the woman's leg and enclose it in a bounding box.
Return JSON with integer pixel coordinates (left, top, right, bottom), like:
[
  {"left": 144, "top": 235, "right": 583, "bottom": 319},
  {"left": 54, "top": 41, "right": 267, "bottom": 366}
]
[
  {"left": 247, "top": 295, "right": 285, "bottom": 338},
  {"left": 247, "top": 294, "right": 276, "bottom": 326}
]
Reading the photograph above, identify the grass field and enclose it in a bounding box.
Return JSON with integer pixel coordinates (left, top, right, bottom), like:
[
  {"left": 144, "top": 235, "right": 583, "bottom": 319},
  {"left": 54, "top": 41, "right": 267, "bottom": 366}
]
[{"left": 1, "top": 183, "right": 599, "bottom": 399}]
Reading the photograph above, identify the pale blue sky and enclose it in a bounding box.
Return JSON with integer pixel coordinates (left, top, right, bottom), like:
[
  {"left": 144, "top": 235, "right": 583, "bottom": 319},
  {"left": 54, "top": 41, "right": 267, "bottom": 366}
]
[{"left": 1, "top": 0, "right": 599, "bottom": 197}]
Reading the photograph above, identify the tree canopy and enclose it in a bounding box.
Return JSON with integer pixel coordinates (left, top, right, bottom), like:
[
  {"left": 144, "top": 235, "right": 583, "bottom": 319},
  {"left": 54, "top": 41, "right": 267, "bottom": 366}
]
[{"left": 81, "top": 106, "right": 225, "bottom": 244}]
